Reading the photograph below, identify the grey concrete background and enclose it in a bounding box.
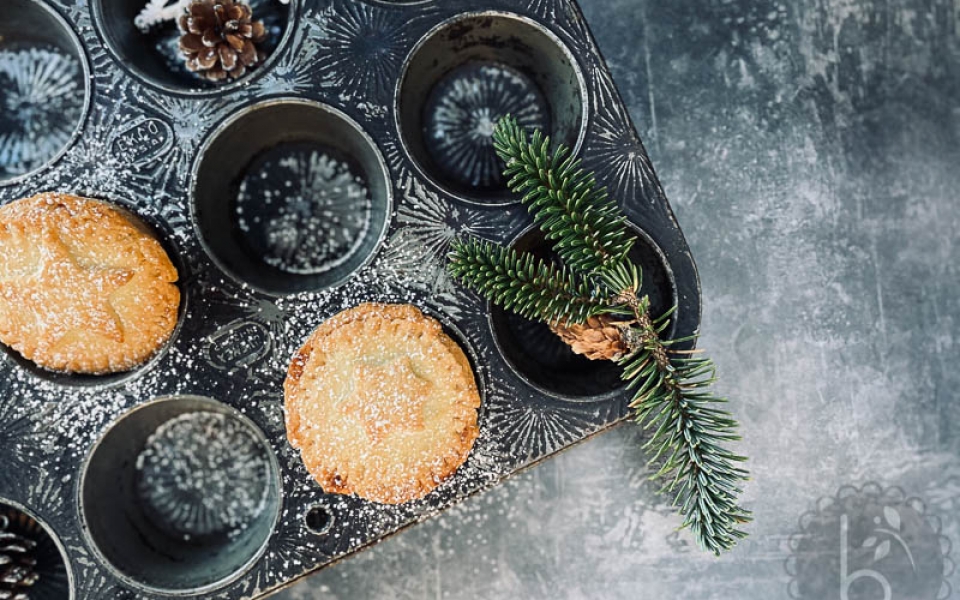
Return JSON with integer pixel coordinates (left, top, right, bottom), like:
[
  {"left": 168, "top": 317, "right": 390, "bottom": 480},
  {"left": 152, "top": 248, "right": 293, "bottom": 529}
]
[{"left": 273, "top": 0, "right": 960, "bottom": 598}]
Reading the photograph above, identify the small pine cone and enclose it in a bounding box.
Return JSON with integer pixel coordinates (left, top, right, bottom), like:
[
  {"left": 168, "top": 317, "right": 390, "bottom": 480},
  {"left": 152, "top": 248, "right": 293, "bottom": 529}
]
[
  {"left": 0, "top": 516, "right": 39, "bottom": 600},
  {"left": 178, "top": 0, "right": 268, "bottom": 82},
  {"left": 550, "top": 315, "right": 632, "bottom": 361}
]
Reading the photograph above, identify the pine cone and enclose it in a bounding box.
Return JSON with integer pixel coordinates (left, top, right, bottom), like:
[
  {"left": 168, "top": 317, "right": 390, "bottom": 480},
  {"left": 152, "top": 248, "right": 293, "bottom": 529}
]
[
  {"left": 178, "top": 0, "right": 268, "bottom": 82},
  {"left": 0, "top": 516, "right": 39, "bottom": 600},
  {"left": 550, "top": 315, "right": 633, "bottom": 361}
]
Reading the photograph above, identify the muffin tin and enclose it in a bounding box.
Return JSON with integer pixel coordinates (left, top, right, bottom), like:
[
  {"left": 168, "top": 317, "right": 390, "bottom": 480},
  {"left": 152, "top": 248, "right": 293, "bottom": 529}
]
[{"left": 0, "top": 0, "right": 700, "bottom": 597}]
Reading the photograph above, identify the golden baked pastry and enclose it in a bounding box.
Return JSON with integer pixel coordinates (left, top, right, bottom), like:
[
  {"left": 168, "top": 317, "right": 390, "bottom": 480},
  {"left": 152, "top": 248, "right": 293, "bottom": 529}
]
[
  {"left": 0, "top": 193, "right": 180, "bottom": 374},
  {"left": 285, "top": 303, "right": 481, "bottom": 504}
]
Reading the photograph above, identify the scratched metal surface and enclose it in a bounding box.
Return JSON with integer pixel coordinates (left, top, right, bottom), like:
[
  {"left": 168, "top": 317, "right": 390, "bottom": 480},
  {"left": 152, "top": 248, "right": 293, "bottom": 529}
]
[{"left": 274, "top": 0, "right": 960, "bottom": 598}]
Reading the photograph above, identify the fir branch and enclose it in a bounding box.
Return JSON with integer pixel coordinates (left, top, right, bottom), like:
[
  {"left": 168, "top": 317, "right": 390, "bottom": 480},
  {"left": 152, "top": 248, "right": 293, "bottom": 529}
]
[
  {"left": 619, "top": 306, "right": 751, "bottom": 555},
  {"left": 448, "top": 118, "right": 751, "bottom": 555},
  {"left": 449, "top": 237, "right": 605, "bottom": 325},
  {"left": 493, "top": 116, "right": 635, "bottom": 274}
]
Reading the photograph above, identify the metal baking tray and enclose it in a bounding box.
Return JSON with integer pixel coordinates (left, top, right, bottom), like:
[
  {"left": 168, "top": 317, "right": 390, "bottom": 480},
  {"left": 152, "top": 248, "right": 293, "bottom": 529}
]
[{"left": 0, "top": 0, "right": 700, "bottom": 597}]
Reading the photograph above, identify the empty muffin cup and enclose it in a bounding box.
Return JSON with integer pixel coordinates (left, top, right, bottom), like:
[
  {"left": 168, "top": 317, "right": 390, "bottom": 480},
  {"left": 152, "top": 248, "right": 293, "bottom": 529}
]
[
  {"left": 91, "top": 0, "right": 295, "bottom": 94},
  {"left": 490, "top": 224, "right": 678, "bottom": 401},
  {"left": 191, "top": 99, "right": 391, "bottom": 295},
  {"left": 79, "top": 396, "right": 282, "bottom": 594},
  {"left": 397, "top": 12, "right": 587, "bottom": 205},
  {"left": 0, "top": 499, "right": 74, "bottom": 600},
  {"left": 0, "top": 0, "right": 90, "bottom": 184}
]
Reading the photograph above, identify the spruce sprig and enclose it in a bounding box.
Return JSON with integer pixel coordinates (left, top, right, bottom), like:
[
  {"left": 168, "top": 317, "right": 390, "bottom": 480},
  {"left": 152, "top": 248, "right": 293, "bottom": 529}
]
[
  {"left": 449, "top": 117, "right": 752, "bottom": 555},
  {"left": 611, "top": 262, "right": 752, "bottom": 554},
  {"left": 449, "top": 237, "right": 606, "bottom": 325},
  {"left": 493, "top": 116, "right": 635, "bottom": 274}
]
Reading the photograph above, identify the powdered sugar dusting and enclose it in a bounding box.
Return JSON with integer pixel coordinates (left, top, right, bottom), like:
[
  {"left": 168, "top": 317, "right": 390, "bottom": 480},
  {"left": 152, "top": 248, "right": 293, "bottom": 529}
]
[
  {"left": 135, "top": 411, "right": 271, "bottom": 540},
  {"left": 234, "top": 144, "right": 372, "bottom": 275},
  {"left": 0, "top": 1, "right": 659, "bottom": 594}
]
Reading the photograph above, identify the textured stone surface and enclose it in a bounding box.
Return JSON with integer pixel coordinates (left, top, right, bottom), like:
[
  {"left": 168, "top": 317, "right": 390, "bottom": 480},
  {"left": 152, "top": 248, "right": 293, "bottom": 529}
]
[{"left": 274, "top": 0, "right": 960, "bottom": 597}]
